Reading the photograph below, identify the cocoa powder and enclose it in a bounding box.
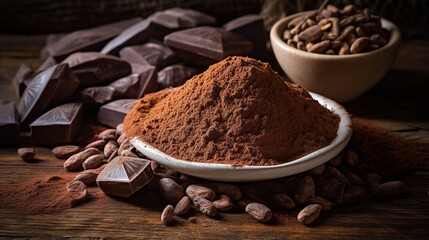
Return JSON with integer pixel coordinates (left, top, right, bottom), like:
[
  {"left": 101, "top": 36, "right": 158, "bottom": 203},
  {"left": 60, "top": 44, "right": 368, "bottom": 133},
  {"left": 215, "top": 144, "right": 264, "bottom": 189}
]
[{"left": 124, "top": 56, "right": 340, "bottom": 165}]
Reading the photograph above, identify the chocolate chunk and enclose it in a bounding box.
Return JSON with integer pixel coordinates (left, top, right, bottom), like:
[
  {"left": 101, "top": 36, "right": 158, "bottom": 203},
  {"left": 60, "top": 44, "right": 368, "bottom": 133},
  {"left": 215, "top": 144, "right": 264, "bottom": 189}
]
[
  {"left": 157, "top": 64, "right": 201, "bottom": 88},
  {"left": 62, "top": 52, "right": 131, "bottom": 87},
  {"left": 96, "top": 156, "right": 154, "bottom": 197},
  {"left": 48, "top": 18, "right": 141, "bottom": 62},
  {"left": 97, "top": 99, "right": 137, "bottom": 128},
  {"left": 76, "top": 64, "right": 156, "bottom": 109},
  {"left": 100, "top": 19, "right": 155, "bottom": 56},
  {"left": 223, "top": 15, "right": 268, "bottom": 60},
  {"left": 163, "top": 8, "right": 217, "bottom": 27},
  {"left": 12, "top": 64, "right": 33, "bottom": 97},
  {"left": 30, "top": 102, "right": 84, "bottom": 145},
  {"left": 119, "top": 41, "right": 179, "bottom": 69},
  {"left": 164, "top": 26, "right": 253, "bottom": 66},
  {"left": 148, "top": 12, "right": 194, "bottom": 39},
  {"left": 18, "top": 64, "right": 80, "bottom": 129},
  {"left": 0, "top": 101, "right": 19, "bottom": 145}
]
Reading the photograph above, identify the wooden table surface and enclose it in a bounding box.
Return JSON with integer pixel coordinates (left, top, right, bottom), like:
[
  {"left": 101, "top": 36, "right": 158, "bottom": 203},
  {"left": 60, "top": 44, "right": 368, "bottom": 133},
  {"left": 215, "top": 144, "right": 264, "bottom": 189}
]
[{"left": 0, "top": 34, "right": 428, "bottom": 239}]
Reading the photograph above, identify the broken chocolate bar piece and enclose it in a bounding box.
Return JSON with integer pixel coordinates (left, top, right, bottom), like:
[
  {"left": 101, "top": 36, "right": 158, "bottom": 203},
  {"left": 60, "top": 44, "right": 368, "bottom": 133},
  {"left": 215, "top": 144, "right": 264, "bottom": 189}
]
[
  {"left": 48, "top": 18, "right": 141, "bottom": 62},
  {"left": 62, "top": 52, "right": 131, "bottom": 87},
  {"left": 0, "top": 101, "right": 19, "bottom": 145},
  {"left": 223, "top": 14, "right": 268, "bottom": 60},
  {"left": 18, "top": 64, "right": 80, "bottom": 129},
  {"left": 148, "top": 11, "right": 195, "bottom": 40},
  {"left": 97, "top": 156, "right": 154, "bottom": 197},
  {"left": 157, "top": 64, "right": 201, "bottom": 88},
  {"left": 100, "top": 19, "right": 155, "bottom": 56},
  {"left": 164, "top": 26, "right": 253, "bottom": 66},
  {"left": 163, "top": 8, "right": 217, "bottom": 27},
  {"left": 119, "top": 41, "right": 179, "bottom": 69},
  {"left": 76, "top": 64, "right": 157, "bottom": 109},
  {"left": 30, "top": 102, "right": 84, "bottom": 145},
  {"left": 97, "top": 99, "right": 137, "bottom": 128},
  {"left": 12, "top": 63, "right": 33, "bottom": 97}
]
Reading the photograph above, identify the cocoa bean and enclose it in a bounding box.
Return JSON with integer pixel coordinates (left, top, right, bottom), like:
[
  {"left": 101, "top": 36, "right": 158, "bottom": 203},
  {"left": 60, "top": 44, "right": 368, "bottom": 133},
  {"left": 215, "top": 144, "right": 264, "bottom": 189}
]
[
  {"left": 350, "top": 37, "right": 369, "bottom": 54},
  {"left": 355, "top": 27, "right": 366, "bottom": 37},
  {"left": 156, "top": 173, "right": 180, "bottom": 183},
  {"left": 186, "top": 184, "right": 216, "bottom": 201},
  {"left": 294, "top": 175, "right": 315, "bottom": 204},
  {"left": 74, "top": 169, "right": 100, "bottom": 186},
  {"left": 18, "top": 148, "right": 35, "bottom": 162},
  {"left": 161, "top": 205, "right": 174, "bottom": 225},
  {"left": 338, "top": 25, "right": 355, "bottom": 41},
  {"left": 272, "top": 193, "right": 296, "bottom": 210},
  {"left": 280, "top": 176, "right": 300, "bottom": 195},
  {"left": 193, "top": 196, "right": 217, "bottom": 217},
  {"left": 116, "top": 123, "right": 124, "bottom": 137},
  {"left": 339, "top": 42, "right": 350, "bottom": 55},
  {"left": 235, "top": 199, "right": 252, "bottom": 209},
  {"left": 366, "top": 172, "right": 382, "bottom": 189},
  {"left": 297, "top": 204, "right": 323, "bottom": 225},
  {"left": 346, "top": 172, "right": 365, "bottom": 186},
  {"left": 343, "top": 186, "right": 367, "bottom": 202},
  {"left": 298, "top": 25, "right": 323, "bottom": 42},
  {"left": 66, "top": 180, "right": 88, "bottom": 206},
  {"left": 85, "top": 140, "right": 106, "bottom": 151},
  {"left": 205, "top": 182, "right": 242, "bottom": 200},
  {"left": 97, "top": 129, "right": 117, "bottom": 141},
  {"left": 372, "top": 181, "right": 405, "bottom": 197},
  {"left": 345, "top": 150, "right": 359, "bottom": 167},
  {"left": 104, "top": 140, "right": 119, "bottom": 159},
  {"left": 174, "top": 196, "right": 191, "bottom": 215},
  {"left": 117, "top": 133, "right": 127, "bottom": 146},
  {"left": 308, "top": 40, "right": 330, "bottom": 54},
  {"left": 52, "top": 145, "right": 80, "bottom": 159},
  {"left": 159, "top": 178, "right": 185, "bottom": 203},
  {"left": 82, "top": 154, "right": 105, "bottom": 170},
  {"left": 120, "top": 149, "right": 138, "bottom": 158},
  {"left": 283, "top": 30, "right": 292, "bottom": 40},
  {"left": 310, "top": 196, "right": 333, "bottom": 211},
  {"left": 324, "top": 167, "right": 350, "bottom": 186},
  {"left": 308, "top": 164, "right": 325, "bottom": 175},
  {"left": 118, "top": 139, "right": 133, "bottom": 155},
  {"left": 288, "top": 16, "right": 304, "bottom": 29},
  {"left": 340, "top": 4, "right": 356, "bottom": 16},
  {"left": 328, "top": 152, "right": 343, "bottom": 166},
  {"left": 245, "top": 203, "right": 272, "bottom": 222},
  {"left": 212, "top": 194, "right": 233, "bottom": 212},
  {"left": 64, "top": 148, "right": 102, "bottom": 171},
  {"left": 314, "top": 176, "right": 345, "bottom": 203},
  {"left": 106, "top": 149, "right": 118, "bottom": 163}
]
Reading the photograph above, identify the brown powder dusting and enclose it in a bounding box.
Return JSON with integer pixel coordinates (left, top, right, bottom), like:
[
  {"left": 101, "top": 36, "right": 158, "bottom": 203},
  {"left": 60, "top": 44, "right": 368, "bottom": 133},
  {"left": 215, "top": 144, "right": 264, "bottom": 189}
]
[
  {"left": 124, "top": 56, "right": 340, "bottom": 165},
  {"left": 0, "top": 172, "right": 103, "bottom": 215}
]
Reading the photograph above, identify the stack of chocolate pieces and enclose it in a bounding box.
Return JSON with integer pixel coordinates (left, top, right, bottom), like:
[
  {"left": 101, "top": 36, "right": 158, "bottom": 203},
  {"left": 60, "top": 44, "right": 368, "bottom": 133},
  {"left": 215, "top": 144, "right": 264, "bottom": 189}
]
[{"left": 4, "top": 7, "right": 272, "bottom": 146}]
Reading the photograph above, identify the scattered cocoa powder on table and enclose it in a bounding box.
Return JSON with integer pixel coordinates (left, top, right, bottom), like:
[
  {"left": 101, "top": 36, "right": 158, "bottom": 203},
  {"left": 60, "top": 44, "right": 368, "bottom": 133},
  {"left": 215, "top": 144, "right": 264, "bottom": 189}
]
[{"left": 124, "top": 56, "right": 340, "bottom": 165}]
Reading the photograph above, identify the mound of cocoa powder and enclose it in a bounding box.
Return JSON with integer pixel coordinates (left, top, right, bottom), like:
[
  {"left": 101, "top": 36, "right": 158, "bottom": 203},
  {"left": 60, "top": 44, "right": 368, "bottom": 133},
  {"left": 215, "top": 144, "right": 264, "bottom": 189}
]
[{"left": 124, "top": 56, "right": 340, "bottom": 165}]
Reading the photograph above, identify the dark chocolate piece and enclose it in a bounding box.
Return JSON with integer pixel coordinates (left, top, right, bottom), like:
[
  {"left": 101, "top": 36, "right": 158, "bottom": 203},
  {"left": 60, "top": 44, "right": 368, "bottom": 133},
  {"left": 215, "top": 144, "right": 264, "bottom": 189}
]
[
  {"left": 148, "top": 12, "right": 195, "bottom": 40},
  {"left": 97, "top": 156, "right": 154, "bottom": 197},
  {"left": 163, "top": 8, "right": 217, "bottom": 27},
  {"left": 222, "top": 14, "right": 268, "bottom": 60},
  {"left": 76, "top": 64, "right": 157, "bottom": 110},
  {"left": 30, "top": 102, "right": 84, "bottom": 145},
  {"left": 119, "top": 41, "right": 179, "bottom": 69},
  {"left": 62, "top": 52, "right": 131, "bottom": 87},
  {"left": 18, "top": 64, "right": 80, "bottom": 129},
  {"left": 157, "top": 64, "right": 201, "bottom": 88},
  {"left": 164, "top": 26, "right": 253, "bottom": 66},
  {"left": 100, "top": 19, "right": 154, "bottom": 56},
  {"left": 12, "top": 64, "right": 33, "bottom": 97},
  {"left": 97, "top": 99, "right": 137, "bottom": 128},
  {"left": 0, "top": 101, "right": 19, "bottom": 145},
  {"left": 49, "top": 18, "right": 141, "bottom": 62}
]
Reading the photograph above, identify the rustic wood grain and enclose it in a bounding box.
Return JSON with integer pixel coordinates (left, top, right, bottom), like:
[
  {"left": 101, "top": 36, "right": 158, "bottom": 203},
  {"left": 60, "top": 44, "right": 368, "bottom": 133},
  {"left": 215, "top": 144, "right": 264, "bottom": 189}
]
[{"left": 0, "top": 34, "right": 428, "bottom": 239}]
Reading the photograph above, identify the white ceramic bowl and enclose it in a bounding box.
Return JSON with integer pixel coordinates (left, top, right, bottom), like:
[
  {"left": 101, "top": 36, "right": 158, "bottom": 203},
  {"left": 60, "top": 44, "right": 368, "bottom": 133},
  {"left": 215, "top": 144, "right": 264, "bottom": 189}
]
[
  {"left": 130, "top": 92, "right": 352, "bottom": 182},
  {"left": 270, "top": 11, "right": 401, "bottom": 102}
]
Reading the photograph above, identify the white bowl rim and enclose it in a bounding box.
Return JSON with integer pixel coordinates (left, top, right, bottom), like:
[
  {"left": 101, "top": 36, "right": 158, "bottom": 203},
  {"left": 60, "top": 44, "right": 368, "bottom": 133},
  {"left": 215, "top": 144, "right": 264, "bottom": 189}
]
[
  {"left": 270, "top": 10, "right": 401, "bottom": 60},
  {"left": 130, "top": 92, "right": 353, "bottom": 181}
]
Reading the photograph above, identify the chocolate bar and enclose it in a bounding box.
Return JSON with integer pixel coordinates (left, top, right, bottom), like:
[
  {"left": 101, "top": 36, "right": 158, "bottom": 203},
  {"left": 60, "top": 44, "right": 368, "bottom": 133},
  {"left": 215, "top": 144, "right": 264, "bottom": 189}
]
[
  {"left": 30, "top": 102, "right": 84, "bottom": 145},
  {"left": 157, "top": 64, "right": 201, "bottom": 88},
  {"left": 62, "top": 52, "right": 131, "bottom": 87},
  {"left": 18, "top": 64, "right": 80, "bottom": 129},
  {"left": 164, "top": 26, "right": 253, "bottom": 66},
  {"left": 119, "top": 41, "right": 179, "bottom": 69},
  {"left": 0, "top": 101, "right": 19, "bottom": 145},
  {"left": 48, "top": 18, "right": 141, "bottom": 62},
  {"left": 96, "top": 156, "right": 154, "bottom": 197},
  {"left": 100, "top": 19, "right": 155, "bottom": 55},
  {"left": 223, "top": 14, "right": 268, "bottom": 61},
  {"left": 97, "top": 99, "right": 137, "bottom": 128}
]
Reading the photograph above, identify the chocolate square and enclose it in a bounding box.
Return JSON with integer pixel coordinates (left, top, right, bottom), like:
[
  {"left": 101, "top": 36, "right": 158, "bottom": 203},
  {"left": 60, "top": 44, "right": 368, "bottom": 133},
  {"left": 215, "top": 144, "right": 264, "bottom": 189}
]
[
  {"left": 30, "top": 102, "right": 84, "bottom": 145},
  {"left": 97, "top": 99, "right": 137, "bottom": 128},
  {"left": 119, "top": 41, "right": 179, "bottom": 69},
  {"left": 157, "top": 64, "right": 201, "bottom": 88},
  {"left": 18, "top": 64, "right": 80, "bottom": 129},
  {"left": 0, "top": 101, "right": 19, "bottom": 145}
]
